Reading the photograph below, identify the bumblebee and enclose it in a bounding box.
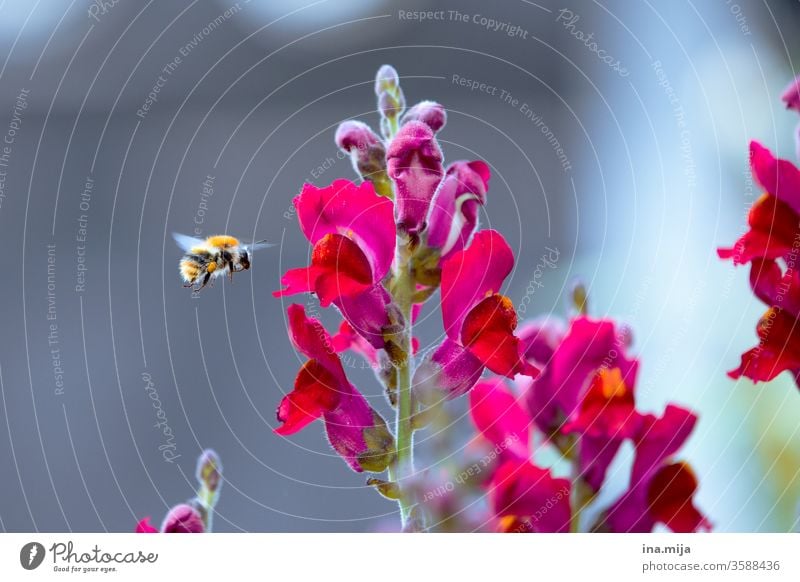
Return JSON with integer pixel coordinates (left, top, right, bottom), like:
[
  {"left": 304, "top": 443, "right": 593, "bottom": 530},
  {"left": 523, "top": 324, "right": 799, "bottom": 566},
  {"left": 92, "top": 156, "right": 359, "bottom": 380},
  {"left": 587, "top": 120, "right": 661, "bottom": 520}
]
[{"left": 173, "top": 233, "right": 272, "bottom": 291}]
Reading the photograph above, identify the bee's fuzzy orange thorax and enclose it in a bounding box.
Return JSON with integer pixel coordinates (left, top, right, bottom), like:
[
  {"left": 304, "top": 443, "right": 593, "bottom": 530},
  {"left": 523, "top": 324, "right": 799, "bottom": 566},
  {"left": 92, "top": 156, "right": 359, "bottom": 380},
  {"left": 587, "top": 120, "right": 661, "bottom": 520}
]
[{"left": 207, "top": 235, "right": 240, "bottom": 248}]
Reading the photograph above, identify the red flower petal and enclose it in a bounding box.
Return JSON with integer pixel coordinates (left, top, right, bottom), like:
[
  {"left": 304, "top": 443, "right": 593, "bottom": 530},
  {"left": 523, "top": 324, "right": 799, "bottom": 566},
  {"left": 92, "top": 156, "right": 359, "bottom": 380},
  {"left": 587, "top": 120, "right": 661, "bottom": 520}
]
[
  {"left": 647, "top": 462, "right": 710, "bottom": 533},
  {"left": 727, "top": 306, "right": 800, "bottom": 383},
  {"left": 441, "top": 230, "right": 514, "bottom": 340},
  {"left": 461, "top": 294, "right": 527, "bottom": 378},
  {"left": 489, "top": 460, "right": 571, "bottom": 533},
  {"left": 631, "top": 405, "right": 697, "bottom": 486},
  {"left": 274, "top": 234, "right": 373, "bottom": 306},
  {"left": 275, "top": 360, "right": 341, "bottom": 435},
  {"left": 563, "top": 367, "right": 638, "bottom": 438},
  {"left": 718, "top": 193, "right": 800, "bottom": 265}
]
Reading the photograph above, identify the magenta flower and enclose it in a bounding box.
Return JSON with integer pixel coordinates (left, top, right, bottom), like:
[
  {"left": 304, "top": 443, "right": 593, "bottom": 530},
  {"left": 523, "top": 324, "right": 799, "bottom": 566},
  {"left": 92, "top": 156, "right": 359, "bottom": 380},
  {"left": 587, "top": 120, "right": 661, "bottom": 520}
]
[
  {"left": 605, "top": 405, "right": 709, "bottom": 532},
  {"left": 274, "top": 179, "right": 396, "bottom": 348},
  {"left": 426, "top": 160, "right": 490, "bottom": 260},
  {"left": 274, "top": 304, "right": 394, "bottom": 472},
  {"left": 414, "top": 230, "right": 538, "bottom": 400},
  {"left": 526, "top": 315, "right": 638, "bottom": 436},
  {"left": 488, "top": 460, "right": 571, "bottom": 533},
  {"left": 386, "top": 120, "right": 444, "bottom": 235}
]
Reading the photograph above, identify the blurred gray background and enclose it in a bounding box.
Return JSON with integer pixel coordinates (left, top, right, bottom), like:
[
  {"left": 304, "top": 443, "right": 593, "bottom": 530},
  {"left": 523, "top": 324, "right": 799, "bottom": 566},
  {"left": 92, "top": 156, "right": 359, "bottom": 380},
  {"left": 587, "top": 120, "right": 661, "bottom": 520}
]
[{"left": 0, "top": 0, "right": 799, "bottom": 532}]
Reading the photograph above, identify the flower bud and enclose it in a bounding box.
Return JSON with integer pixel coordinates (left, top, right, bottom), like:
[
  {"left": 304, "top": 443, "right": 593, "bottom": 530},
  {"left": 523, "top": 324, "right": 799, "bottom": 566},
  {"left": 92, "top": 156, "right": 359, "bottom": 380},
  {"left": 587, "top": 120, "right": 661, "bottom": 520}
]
[
  {"left": 375, "top": 64, "right": 400, "bottom": 95},
  {"left": 387, "top": 121, "right": 444, "bottom": 235},
  {"left": 379, "top": 91, "right": 404, "bottom": 120},
  {"left": 426, "top": 160, "right": 489, "bottom": 258},
  {"left": 402, "top": 100, "right": 447, "bottom": 133},
  {"left": 161, "top": 504, "right": 205, "bottom": 533},
  {"left": 375, "top": 65, "right": 405, "bottom": 139},
  {"left": 782, "top": 74, "right": 800, "bottom": 113},
  {"left": 196, "top": 448, "right": 222, "bottom": 493},
  {"left": 569, "top": 279, "right": 589, "bottom": 315},
  {"left": 334, "top": 120, "right": 392, "bottom": 198}
]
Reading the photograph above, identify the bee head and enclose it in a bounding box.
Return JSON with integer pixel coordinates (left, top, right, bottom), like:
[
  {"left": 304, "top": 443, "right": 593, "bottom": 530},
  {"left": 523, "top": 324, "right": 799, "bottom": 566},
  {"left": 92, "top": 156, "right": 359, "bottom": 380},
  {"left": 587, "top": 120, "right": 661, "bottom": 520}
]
[{"left": 239, "top": 250, "right": 250, "bottom": 270}]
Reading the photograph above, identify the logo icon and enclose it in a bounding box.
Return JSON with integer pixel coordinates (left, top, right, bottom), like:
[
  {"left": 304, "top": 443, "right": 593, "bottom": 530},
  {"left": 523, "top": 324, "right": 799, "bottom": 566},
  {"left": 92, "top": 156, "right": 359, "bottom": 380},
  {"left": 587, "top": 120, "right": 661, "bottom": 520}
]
[{"left": 20, "top": 542, "right": 45, "bottom": 570}]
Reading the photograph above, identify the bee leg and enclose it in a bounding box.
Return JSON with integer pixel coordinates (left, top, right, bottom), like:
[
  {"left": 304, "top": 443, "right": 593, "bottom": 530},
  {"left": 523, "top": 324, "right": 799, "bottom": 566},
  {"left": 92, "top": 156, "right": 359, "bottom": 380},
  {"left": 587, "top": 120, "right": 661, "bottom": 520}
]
[{"left": 199, "top": 272, "right": 211, "bottom": 290}]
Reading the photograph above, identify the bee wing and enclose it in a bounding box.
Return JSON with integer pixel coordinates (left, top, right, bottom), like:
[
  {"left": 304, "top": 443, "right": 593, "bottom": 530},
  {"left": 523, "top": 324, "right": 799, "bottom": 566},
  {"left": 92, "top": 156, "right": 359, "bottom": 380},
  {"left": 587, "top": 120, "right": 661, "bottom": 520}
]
[
  {"left": 246, "top": 240, "right": 275, "bottom": 252},
  {"left": 172, "top": 232, "right": 206, "bottom": 252}
]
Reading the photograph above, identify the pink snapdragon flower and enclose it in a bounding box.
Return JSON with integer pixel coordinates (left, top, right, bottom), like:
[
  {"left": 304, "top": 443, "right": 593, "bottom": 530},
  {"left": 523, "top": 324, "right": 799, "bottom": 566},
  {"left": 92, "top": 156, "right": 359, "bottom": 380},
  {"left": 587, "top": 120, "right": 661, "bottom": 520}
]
[
  {"left": 718, "top": 142, "right": 800, "bottom": 266},
  {"left": 414, "top": 230, "right": 539, "bottom": 400},
  {"left": 274, "top": 179, "right": 396, "bottom": 348},
  {"left": 526, "top": 315, "right": 638, "bottom": 437},
  {"left": 274, "top": 304, "right": 395, "bottom": 473},
  {"left": 718, "top": 141, "right": 800, "bottom": 387}
]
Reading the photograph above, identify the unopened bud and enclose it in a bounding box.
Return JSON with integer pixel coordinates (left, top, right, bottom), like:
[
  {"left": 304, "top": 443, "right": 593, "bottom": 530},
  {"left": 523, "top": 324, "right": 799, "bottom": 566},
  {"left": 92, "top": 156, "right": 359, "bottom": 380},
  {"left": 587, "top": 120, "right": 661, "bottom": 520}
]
[
  {"left": 375, "top": 65, "right": 406, "bottom": 139},
  {"left": 402, "top": 100, "right": 447, "bottom": 133},
  {"left": 375, "top": 64, "right": 400, "bottom": 95},
  {"left": 782, "top": 74, "right": 800, "bottom": 113},
  {"left": 161, "top": 504, "right": 205, "bottom": 533},
  {"left": 379, "top": 91, "right": 405, "bottom": 121},
  {"left": 196, "top": 448, "right": 222, "bottom": 493},
  {"left": 569, "top": 279, "right": 589, "bottom": 316},
  {"left": 335, "top": 120, "right": 393, "bottom": 197}
]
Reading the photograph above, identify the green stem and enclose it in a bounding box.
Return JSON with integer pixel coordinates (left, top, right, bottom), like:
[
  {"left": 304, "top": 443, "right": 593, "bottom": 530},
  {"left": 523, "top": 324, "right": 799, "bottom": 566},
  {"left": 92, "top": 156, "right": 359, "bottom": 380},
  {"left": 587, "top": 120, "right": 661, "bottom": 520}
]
[
  {"left": 569, "top": 449, "right": 593, "bottom": 533},
  {"left": 392, "top": 253, "right": 416, "bottom": 527}
]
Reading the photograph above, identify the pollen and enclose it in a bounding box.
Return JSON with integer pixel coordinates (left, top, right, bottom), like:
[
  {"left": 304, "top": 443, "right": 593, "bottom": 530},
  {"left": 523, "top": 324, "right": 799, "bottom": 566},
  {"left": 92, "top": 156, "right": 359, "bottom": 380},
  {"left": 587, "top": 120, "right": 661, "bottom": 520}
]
[
  {"left": 207, "top": 261, "right": 217, "bottom": 273},
  {"left": 599, "top": 367, "right": 627, "bottom": 399}
]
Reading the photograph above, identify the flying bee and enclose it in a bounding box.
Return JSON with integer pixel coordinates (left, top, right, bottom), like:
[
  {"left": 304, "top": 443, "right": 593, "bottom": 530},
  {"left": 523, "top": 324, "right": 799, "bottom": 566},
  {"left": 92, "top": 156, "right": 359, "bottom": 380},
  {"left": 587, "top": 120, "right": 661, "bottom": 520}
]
[{"left": 173, "top": 233, "right": 273, "bottom": 291}]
